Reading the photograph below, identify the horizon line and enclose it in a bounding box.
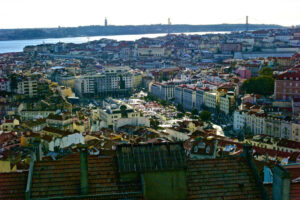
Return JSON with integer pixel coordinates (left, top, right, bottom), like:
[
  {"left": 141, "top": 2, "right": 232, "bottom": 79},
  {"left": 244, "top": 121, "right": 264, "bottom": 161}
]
[{"left": 0, "top": 23, "right": 293, "bottom": 30}]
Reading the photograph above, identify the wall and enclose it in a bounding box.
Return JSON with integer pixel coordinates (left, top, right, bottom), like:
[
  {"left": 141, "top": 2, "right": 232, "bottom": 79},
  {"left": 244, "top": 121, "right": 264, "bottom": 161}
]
[{"left": 115, "top": 117, "right": 150, "bottom": 129}]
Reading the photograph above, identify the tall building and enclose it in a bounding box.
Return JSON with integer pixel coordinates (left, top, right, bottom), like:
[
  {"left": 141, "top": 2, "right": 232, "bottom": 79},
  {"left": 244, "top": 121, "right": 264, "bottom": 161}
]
[{"left": 17, "top": 78, "right": 38, "bottom": 97}]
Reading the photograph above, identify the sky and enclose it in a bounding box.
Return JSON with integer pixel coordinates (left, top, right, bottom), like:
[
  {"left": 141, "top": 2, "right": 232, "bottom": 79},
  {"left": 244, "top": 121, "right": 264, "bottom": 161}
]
[{"left": 0, "top": 0, "right": 299, "bottom": 29}]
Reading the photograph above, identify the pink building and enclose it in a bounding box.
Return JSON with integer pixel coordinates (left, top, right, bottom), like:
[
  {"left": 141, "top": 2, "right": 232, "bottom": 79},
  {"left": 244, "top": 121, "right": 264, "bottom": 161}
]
[
  {"left": 236, "top": 67, "right": 251, "bottom": 79},
  {"left": 242, "top": 94, "right": 262, "bottom": 104}
]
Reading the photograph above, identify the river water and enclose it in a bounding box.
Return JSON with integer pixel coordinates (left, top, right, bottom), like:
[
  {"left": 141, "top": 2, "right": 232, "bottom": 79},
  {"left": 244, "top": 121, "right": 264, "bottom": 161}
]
[{"left": 0, "top": 31, "right": 229, "bottom": 54}]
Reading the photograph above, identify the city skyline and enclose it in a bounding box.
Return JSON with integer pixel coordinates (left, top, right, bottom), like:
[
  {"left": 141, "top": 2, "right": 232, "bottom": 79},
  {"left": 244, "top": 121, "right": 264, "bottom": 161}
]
[{"left": 0, "top": 0, "right": 300, "bottom": 29}]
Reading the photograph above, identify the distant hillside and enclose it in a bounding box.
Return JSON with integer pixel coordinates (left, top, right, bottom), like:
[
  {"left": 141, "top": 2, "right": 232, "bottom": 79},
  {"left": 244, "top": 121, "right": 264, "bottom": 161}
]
[{"left": 0, "top": 24, "right": 285, "bottom": 41}]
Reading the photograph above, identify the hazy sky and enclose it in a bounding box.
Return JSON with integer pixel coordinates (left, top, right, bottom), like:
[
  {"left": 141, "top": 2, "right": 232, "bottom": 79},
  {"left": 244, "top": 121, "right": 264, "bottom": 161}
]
[{"left": 0, "top": 0, "right": 299, "bottom": 29}]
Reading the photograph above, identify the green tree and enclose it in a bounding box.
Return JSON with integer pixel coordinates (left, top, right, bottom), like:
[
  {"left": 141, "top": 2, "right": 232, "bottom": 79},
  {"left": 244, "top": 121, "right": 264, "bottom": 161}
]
[
  {"left": 9, "top": 74, "right": 19, "bottom": 93},
  {"left": 160, "top": 100, "right": 169, "bottom": 107},
  {"left": 241, "top": 76, "right": 274, "bottom": 96},
  {"left": 192, "top": 109, "right": 198, "bottom": 116},
  {"left": 177, "top": 104, "right": 184, "bottom": 112},
  {"left": 150, "top": 118, "right": 160, "bottom": 130},
  {"left": 176, "top": 112, "right": 185, "bottom": 119},
  {"left": 120, "top": 105, "right": 128, "bottom": 118},
  {"left": 259, "top": 67, "right": 273, "bottom": 77},
  {"left": 200, "top": 110, "right": 211, "bottom": 122}
]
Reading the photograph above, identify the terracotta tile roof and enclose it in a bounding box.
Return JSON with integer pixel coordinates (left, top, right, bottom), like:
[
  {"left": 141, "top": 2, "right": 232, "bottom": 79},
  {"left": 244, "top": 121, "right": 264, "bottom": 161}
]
[
  {"left": 187, "top": 157, "right": 262, "bottom": 200},
  {"left": 285, "top": 165, "right": 300, "bottom": 200},
  {"left": 0, "top": 171, "right": 28, "bottom": 200},
  {"left": 31, "top": 153, "right": 143, "bottom": 199}
]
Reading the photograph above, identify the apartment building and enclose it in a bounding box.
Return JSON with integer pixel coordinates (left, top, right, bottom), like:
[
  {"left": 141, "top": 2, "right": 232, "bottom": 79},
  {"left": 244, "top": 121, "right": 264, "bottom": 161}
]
[
  {"left": 150, "top": 83, "right": 162, "bottom": 99},
  {"left": 75, "top": 66, "right": 133, "bottom": 97},
  {"left": 75, "top": 75, "right": 95, "bottom": 96},
  {"left": 265, "top": 117, "right": 282, "bottom": 138},
  {"left": 219, "top": 92, "right": 235, "bottom": 115},
  {"left": 233, "top": 110, "right": 246, "bottom": 131},
  {"left": 274, "top": 65, "right": 300, "bottom": 100},
  {"left": 195, "top": 89, "right": 204, "bottom": 111},
  {"left": 0, "top": 78, "right": 10, "bottom": 92},
  {"left": 174, "top": 86, "right": 184, "bottom": 105},
  {"left": 17, "top": 78, "right": 38, "bottom": 97},
  {"left": 244, "top": 111, "right": 266, "bottom": 135},
  {"left": 182, "top": 86, "right": 196, "bottom": 111},
  {"left": 203, "top": 92, "right": 217, "bottom": 109},
  {"left": 161, "top": 83, "right": 175, "bottom": 101}
]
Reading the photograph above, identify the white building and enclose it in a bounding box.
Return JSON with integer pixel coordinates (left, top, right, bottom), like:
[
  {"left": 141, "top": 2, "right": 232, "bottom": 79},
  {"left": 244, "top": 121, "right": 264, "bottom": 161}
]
[
  {"left": 161, "top": 83, "right": 175, "bottom": 101},
  {"left": 75, "top": 66, "right": 133, "bottom": 97},
  {"left": 137, "top": 45, "right": 165, "bottom": 57},
  {"left": 74, "top": 75, "right": 95, "bottom": 96},
  {"left": 150, "top": 83, "right": 162, "bottom": 99},
  {"left": 244, "top": 111, "right": 266, "bottom": 135},
  {"left": 49, "top": 132, "right": 84, "bottom": 151},
  {"left": 233, "top": 110, "right": 246, "bottom": 131},
  {"left": 204, "top": 92, "right": 217, "bottom": 109},
  {"left": 196, "top": 89, "right": 204, "bottom": 110},
  {"left": 182, "top": 86, "right": 196, "bottom": 111},
  {"left": 174, "top": 86, "right": 184, "bottom": 105},
  {"left": 99, "top": 98, "right": 148, "bottom": 130}
]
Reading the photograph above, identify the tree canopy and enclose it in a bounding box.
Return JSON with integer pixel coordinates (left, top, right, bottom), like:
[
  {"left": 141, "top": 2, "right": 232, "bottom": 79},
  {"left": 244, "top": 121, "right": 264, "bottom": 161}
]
[
  {"left": 191, "top": 109, "right": 199, "bottom": 116},
  {"left": 150, "top": 118, "right": 160, "bottom": 130},
  {"left": 177, "top": 104, "right": 184, "bottom": 112},
  {"left": 241, "top": 76, "right": 274, "bottom": 96},
  {"left": 259, "top": 67, "right": 273, "bottom": 77},
  {"left": 200, "top": 110, "right": 211, "bottom": 122},
  {"left": 120, "top": 105, "right": 128, "bottom": 118}
]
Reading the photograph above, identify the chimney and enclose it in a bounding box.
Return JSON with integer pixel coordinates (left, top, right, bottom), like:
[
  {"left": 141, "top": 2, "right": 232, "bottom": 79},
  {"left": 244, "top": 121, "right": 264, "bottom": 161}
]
[
  {"left": 80, "top": 145, "right": 89, "bottom": 195},
  {"left": 272, "top": 165, "right": 290, "bottom": 200},
  {"left": 242, "top": 143, "right": 252, "bottom": 159}
]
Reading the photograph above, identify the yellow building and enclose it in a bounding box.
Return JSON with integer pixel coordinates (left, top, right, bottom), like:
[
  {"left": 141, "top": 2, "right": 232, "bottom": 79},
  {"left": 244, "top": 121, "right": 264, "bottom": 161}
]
[
  {"left": 0, "top": 161, "right": 16, "bottom": 173},
  {"left": 292, "top": 122, "right": 300, "bottom": 142},
  {"left": 1, "top": 119, "right": 19, "bottom": 132},
  {"left": 133, "top": 73, "right": 143, "bottom": 89},
  {"left": 219, "top": 92, "right": 235, "bottom": 115},
  {"left": 59, "top": 86, "right": 74, "bottom": 98}
]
